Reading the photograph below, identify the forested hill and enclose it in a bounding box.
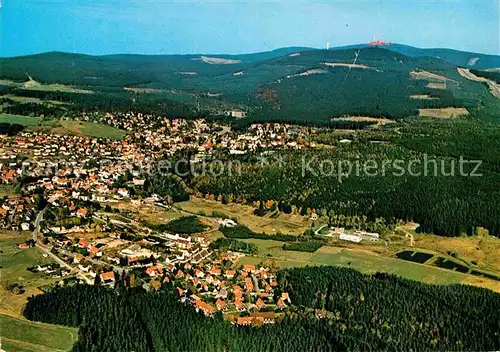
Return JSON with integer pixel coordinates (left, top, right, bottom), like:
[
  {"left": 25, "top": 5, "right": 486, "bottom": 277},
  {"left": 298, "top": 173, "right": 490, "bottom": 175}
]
[
  {"left": 334, "top": 43, "right": 500, "bottom": 69},
  {"left": 2, "top": 45, "right": 499, "bottom": 124},
  {"left": 24, "top": 266, "right": 500, "bottom": 351}
]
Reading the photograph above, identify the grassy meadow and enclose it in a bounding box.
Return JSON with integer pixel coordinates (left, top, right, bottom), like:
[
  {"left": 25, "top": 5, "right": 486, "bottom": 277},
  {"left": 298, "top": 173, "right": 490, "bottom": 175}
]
[
  {"left": 176, "top": 198, "right": 315, "bottom": 234},
  {"left": 0, "top": 315, "right": 78, "bottom": 352},
  {"left": 0, "top": 232, "right": 78, "bottom": 351},
  {"left": 0, "top": 113, "right": 125, "bottom": 139}
]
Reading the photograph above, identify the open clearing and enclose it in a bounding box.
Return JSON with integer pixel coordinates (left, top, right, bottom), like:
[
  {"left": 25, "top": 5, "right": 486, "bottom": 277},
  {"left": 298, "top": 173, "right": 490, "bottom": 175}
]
[
  {"left": 1, "top": 78, "right": 92, "bottom": 94},
  {"left": 332, "top": 116, "right": 396, "bottom": 126},
  {"left": 1, "top": 94, "right": 68, "bottom": 106},
  {"left": 412, "top": 232, "right": 500, "bottom": 273},
  {"left": 0, "top": 114, "right": 56, "bottom": 126},
  {"left": 112, "top": 201, "right": 183, "bottom": 225},
  {"left": 54, "top": 120, "right": 125, "bottom": 139},
  {"left": 418, "top": 107, "right": 469, "bottom": 118},
  {"left": 0, "top": 314, "right": 78, "bottom": 352},
  {"left": 0, "top": 114, "right": 125, "bottom": 139},
  {"left": 410, "top": 70, "right": 449, "bottom": 81},
  {"left": 426, "top": 82, "right": 447, "bottom": 89},
  {"left": 176, "top": 197, "right": 312, "bottom": 234},
  {"left": 0, "top": 232, "right": 59, "bottom": 316},
  {"left": 457, "top": 67, "right": 500, "bottom": 98},
  {"left": 237, "top": 241, "right": 500, "bottom": 290},
  {"left": 200, "top": 56, "right": 241, "bottom": 64},
  {"left": 0, "top": 233, "right": 78, "bottom": 351},
  {"left": 287, "top": 69, "right": 327, "bottom": 78},
  {"left": 123, "top": 87, "right": 167, "bottom": 93},
  {"left": 22, "top": 79, "right": 93, "bottom": 94},
  {"left": 323, "top": 62, "right": 379, "bottom": 71}
]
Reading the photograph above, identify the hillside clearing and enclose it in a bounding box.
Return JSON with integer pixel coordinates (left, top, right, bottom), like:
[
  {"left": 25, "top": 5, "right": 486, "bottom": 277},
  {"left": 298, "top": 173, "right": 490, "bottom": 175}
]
[
  {"left": 287, "top": 69, "right": 327, "bottom": 78},
  {"left": 457, "top": 67, "right": 500, "bottom": 98},
  {"left": 418, "top": 107, "right": 469, "bottom": 118},
  {"left": 332, "top": 116, "right": 396, "bottom": 126},
  {"left": 123, "top": 87, "right": 167, "bottom": 93},
  {"left": 1, "top": 94, "right": 68, "bottom": 105},
  {"left": 426, "top": 82, "right": 447, "bottom": 89},
  {"left": 200, "top": 56, "right": 241, "bottom": 64},
  {"left": 21, "top": 78, "right": 93, "bottom": 94},
  {"left": 237, "top": 244, "right": 476, "bottom": 286},
  {"left": 0, "top": 114, "right": 125, "bottom": 139},
  {"left": 410, "top": 70, "right": 450, "bottom": 81},
  {"left": 323, "top": 62, "right": 378, "bottom": 70},
  {"left": 412, "top": 232, "right": 500, "bottom": 273}
]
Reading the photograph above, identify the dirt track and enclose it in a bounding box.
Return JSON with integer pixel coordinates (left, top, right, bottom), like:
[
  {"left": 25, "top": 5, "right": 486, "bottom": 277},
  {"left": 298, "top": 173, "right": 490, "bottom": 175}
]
[{"left": 457, "top": 67, "right": 500, "bottom": 98}]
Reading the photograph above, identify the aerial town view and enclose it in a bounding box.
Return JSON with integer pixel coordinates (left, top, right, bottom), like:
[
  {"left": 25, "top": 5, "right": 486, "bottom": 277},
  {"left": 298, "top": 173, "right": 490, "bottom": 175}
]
[{"left": 1, "top": 1, "right": 500, "bottom": 351}]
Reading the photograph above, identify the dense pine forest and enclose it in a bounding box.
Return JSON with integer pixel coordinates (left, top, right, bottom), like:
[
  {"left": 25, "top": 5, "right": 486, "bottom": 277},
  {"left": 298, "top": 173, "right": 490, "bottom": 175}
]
[
  {"left": 2, "top": 47, "right": 494, "bottom": 124},
  {"left": 24, "top": 266, "right": 500, "bottom": 351},
  {"left": 185, "top": 118, "right": 500, "bottom": 238}
]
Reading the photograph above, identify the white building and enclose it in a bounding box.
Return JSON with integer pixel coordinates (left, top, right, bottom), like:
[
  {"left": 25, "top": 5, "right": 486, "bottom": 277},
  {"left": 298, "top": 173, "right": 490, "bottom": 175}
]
[{"left": 339, "top": 233, "right": 362, "bottom": 243}]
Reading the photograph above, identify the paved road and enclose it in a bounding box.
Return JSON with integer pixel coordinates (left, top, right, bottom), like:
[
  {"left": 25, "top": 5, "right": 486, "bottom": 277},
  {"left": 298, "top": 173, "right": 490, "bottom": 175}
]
[
  {"left": 33, "top": 207, "right": 94, "bottom": 284},
  {"left": 314, "top": 224, "right": 329, "bottom": 236},
  {"left": 32, "top": 206, "right": 48, "bottom": 242}
]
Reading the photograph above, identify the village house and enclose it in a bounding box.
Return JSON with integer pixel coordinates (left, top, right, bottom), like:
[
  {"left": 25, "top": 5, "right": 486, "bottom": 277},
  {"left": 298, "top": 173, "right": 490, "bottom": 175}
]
[
  {"left": 100, "top": 271, "right": 115, "bottom": 286},
  {"left": 215, "top": 299, "right": 228, "bottom": 311},
  {"left": 146, "top": 265, "right": 164, "bottom": 277},
  {"left": 193, "top": 298, "right": 215, "bottom": 317}
]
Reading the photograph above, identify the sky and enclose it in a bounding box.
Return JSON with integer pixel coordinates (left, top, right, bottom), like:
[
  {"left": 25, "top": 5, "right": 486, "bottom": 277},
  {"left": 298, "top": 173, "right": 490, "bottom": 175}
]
[{"left": 1, "top": 0, "right": 499, "bottom": 57}]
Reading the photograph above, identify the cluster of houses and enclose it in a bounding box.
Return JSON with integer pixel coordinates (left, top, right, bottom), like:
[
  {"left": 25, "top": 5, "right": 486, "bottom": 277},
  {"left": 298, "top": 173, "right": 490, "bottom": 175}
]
[
  {"left": 82, "top": 112, "right": 309, "bottom": 156},
  {"left": 0, "top": 114, "right": 318, "bottom": 327},
  {"left": 28, "top": 263, "right": 72, "bottom": 279},
  {"left": 42, "top": 215, "right": 216, "bottom": 284},
  {"left": 0, "top": 114, "right": 315, "bottom": 236},
  {"left": 0, "top": 195, "right": 36, "bottom": 231},
  {"left": 1, "top": 116, "right": 310, "bottom": 214},
  {"left": 174, "top": 261, "right": 292, "bottom": 325}
]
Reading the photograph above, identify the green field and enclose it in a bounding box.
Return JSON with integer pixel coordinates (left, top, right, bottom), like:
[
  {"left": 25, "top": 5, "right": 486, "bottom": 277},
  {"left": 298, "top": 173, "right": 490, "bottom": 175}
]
[
  {"left": 0, "top": 233, "right": 54, "bottom": 286},
  {"left": 0, "top": 234, "right": 78, "bottom": 351},
  {"left": 237, "top": 238, "right": 471, "bottom": 285},
  {"left": 310, "top": 247, "right": 468, "bottom": 285},
  {"left": 0, "top": 114, "right": 125, "bottom": 139},
  {"left": 0, "top": 233, "right": 59, "bottom": 316},
  {"left": 0, "top": 314, "right": 78, "bottom": 352},
  {"left": 59, "top": 120, "right": 125, "bottom": 139},
  {"left": 0, "top": 114, "right": 54, "bottom": 126}
]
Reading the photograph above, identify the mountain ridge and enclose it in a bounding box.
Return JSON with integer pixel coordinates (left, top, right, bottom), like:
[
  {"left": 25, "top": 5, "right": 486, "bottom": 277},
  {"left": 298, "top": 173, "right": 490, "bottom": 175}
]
[
  {"left": 2, "top": 43, "right": 499, "bottom": 69},
  {"left": 1, "top": 44, "right": 499, "bottom": 125}
]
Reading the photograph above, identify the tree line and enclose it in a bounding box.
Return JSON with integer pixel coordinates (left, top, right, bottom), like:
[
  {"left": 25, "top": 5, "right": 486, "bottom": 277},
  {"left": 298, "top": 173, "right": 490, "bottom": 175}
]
[{"left": 23, "top": 265, "right": 500, "bottom": 351}]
